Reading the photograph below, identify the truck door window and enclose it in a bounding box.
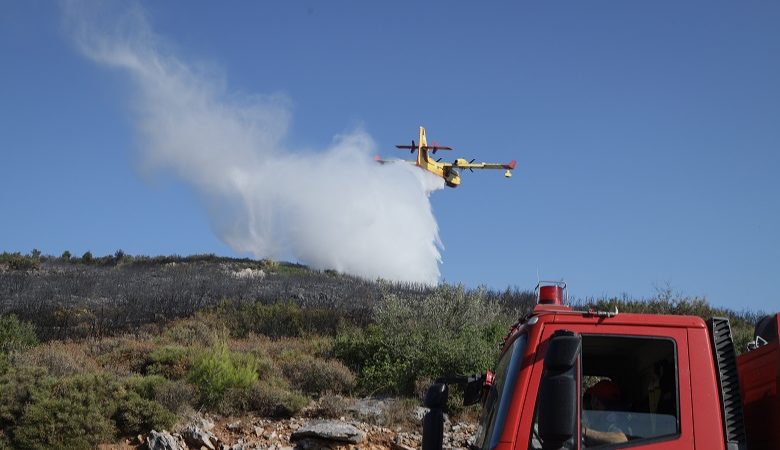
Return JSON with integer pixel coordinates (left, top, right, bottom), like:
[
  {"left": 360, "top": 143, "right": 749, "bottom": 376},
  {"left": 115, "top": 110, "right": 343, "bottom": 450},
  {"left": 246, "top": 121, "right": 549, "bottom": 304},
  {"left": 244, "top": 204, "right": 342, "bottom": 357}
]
[{"left": 581, "top": 335, "right": 679, "bottom": 448}]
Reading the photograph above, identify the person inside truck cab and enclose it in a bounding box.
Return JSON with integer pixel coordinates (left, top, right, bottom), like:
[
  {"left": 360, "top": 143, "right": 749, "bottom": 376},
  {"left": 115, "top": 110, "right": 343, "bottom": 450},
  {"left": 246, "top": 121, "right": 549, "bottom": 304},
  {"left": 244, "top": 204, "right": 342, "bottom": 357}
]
[{"left": 582, "top": 380, "right": 629, "bottom": 446}]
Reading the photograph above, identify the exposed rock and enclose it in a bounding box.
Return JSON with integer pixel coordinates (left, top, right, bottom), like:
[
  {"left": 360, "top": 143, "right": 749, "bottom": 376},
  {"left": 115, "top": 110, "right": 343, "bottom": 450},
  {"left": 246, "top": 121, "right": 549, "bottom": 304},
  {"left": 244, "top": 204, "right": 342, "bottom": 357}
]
[
  {"left": 187, "top": 413, "right": 215, "bottom": 432},
  {"left": 232, "top": 268, "right": 265, "bottom": 279},
  {"left": 146, "top": 430, "right": 181, "bottom": 450},
  {"left": 183, "top": 425, "right": 219, "bottom": 450},
  {"left": 291, "top": 420, "right": 366, "bottom": 444},
  {"left": 348, "top": 398, "right": 386, "bottom": 418},
  {"left": 393, "top": 432, "right": 420, "bottom": 450}
]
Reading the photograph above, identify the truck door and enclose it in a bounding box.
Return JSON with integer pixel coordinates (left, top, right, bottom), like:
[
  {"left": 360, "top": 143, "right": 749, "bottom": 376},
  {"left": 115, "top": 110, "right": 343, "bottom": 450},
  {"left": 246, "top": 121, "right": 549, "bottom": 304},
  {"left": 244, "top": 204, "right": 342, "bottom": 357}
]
[{"left": 525, "top": 326, "right": 694, "bottom": 449}]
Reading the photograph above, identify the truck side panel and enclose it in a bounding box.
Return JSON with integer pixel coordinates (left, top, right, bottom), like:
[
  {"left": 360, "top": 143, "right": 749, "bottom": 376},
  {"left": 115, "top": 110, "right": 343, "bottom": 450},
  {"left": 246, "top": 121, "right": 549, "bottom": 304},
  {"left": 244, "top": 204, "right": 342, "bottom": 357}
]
[
  {"left": 687, "top": 326, "right": 727, "bottom": 449},
  {"left": 737, "top": 316, "right": 780, "bottom": 450}
]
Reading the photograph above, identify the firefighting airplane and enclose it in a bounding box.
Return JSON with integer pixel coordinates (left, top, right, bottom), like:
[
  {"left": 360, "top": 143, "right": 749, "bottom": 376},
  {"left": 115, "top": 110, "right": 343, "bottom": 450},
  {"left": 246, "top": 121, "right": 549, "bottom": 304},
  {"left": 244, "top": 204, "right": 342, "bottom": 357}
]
[{"left": 376, "top": 126, "right": 516, "bottom": 188}]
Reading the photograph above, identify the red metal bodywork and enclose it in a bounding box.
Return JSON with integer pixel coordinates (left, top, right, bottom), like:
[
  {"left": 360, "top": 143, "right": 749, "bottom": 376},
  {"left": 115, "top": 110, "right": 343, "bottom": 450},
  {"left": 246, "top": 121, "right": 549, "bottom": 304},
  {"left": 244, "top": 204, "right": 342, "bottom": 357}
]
[
  {"left": 486, "top": 304, "right": 744, "bottom": 449},
  {"left": 738, "top": 313, "right": 780, "bottom": 450}
]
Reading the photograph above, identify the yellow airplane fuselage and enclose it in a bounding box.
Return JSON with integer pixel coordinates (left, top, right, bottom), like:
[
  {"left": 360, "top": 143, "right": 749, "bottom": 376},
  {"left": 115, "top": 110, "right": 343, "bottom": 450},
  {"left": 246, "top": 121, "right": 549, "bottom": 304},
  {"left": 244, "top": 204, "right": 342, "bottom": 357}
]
[{"left": 415, "top": 127, "right": 462, "bottom": 187}]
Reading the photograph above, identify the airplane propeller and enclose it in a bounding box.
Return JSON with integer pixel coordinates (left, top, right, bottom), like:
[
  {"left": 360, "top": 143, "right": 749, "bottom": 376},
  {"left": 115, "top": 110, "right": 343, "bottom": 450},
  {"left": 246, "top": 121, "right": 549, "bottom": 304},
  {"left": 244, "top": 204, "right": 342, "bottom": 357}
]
[{"left": 410, "top": 140, "right": 416, "bottom": 153}]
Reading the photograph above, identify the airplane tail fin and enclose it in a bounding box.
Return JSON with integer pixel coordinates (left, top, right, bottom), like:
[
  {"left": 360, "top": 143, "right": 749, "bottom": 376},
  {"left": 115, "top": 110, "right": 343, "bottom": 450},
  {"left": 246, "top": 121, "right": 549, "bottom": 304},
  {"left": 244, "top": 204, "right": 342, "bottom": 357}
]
[{"left": 418, "top": 127, "right": 426, "bottom": 164}]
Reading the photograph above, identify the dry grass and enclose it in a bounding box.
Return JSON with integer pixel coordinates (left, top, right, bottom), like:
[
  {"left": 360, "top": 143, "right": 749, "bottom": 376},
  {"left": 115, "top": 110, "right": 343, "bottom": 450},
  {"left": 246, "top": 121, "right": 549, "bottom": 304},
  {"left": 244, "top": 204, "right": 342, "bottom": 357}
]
[{"left": 12, "top": 341, "right": 99, "bottom": 377}]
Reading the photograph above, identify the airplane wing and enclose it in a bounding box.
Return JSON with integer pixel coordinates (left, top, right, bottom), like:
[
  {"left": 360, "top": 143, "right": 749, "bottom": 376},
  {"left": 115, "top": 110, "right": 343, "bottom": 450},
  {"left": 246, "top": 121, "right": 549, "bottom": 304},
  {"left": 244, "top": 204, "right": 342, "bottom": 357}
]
[
  {"left": 447, "top": 159, "right": 517, "bottom": 170},
  {"left": 374, "top": 155, "right": 415, "bottom": 165}
]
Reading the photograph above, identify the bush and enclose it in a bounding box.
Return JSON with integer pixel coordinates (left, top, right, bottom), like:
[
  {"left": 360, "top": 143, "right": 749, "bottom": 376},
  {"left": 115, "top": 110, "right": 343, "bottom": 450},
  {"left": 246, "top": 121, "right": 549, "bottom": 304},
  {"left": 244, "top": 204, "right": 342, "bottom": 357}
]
[
  {"left": 90, "top": 337, "right": 156, "bottom": 375},
  {"left": 126, "top": 375, "right": 196, "bottom": 415},
  {"left": 189, "top": 340, "right": 258, "bottom": 406},
  {"left": 145, "top": 345, "right": 192, "bottom": 379},
  {"left": 0, "top": 367, "right": 50, "bottom": 428},
  {"left": 14, "top": 393, "right": 115, "bottom": 449},
  {"left": 12, "top": 374, "right": 119, "bottom": 450},
  {"left": 1, "top": 370, "right": 177, "bottom": 447},
  {"left": 308, "top": 393, "right": 350, "bottom": 419},
  {"left": 12, "top": 342, "right": 97, "bottom": 377},
  {"left": 334, "top": 285, "right": 511, "bottom": 395},
  {"left": 245, "top": 382, "right": 308, "bottom": 418},
  {"left": 153, "top": 379, "right": 197, "bottom": 414},
  {"left": 0, "top": 315, "right": 38, "bottom": 354},
  {"left": 279, "top": 353, "right": 355, "bottom": 394},
  {"left": 0, "top": 252, "right": 39, "bottom": 270},
  {"left": 163, "top": 317, "right": 216, "bottom": 347},
  {"left": 81, "top": 251, "right": 93, "bottom": 264},
  {"left": 114, "top": 391, "right": 177, "bottom": 436},
  {"left": 215, "top": 301, "right": 345, "bottom": 338}
]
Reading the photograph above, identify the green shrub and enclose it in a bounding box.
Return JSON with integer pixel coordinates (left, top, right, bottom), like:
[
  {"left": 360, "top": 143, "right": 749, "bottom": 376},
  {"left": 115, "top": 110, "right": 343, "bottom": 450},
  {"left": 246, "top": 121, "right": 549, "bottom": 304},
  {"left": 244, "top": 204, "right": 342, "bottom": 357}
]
[
  {"left": 309, "top": 393, "right": 350, "bottom": 419},
  {"left": 127, "top": 375, "right": 196, "bottom": 415},
  {"left": 189, "top": 340, "right": 258, "bottom": 405},
  {"left": 90, "top": 337, "right": 155, "bottom": 375},
  {"left": 334, "top": 285, "right": 510, "bottom": 395},
  {"left": 81, "top": 251, "right": 93, "bottom": 264},
  {"left": 163, "top": 317, "right": 216, "bottom": 347},
  {"left": 114, "top": 391, "right": 176, "bottom": 436},
  {"left": 0, "top": 367, "right": 51, "bottom": 428},
  {"left": 14, "top": 395, "right": 115, "bottom": 450},
  {"left": 2, "top": 370, "right": 177, "bottom": 447},
  {"left": 245, "top": 381, "right": 308, "bottom": 418},
  {"left": 215, "top": 301, "right": 344, "bottom": 338},
  {"left": 279, "top": 353, "right": 355, "bottom": 394},
  {"left": 153, "top": 379, "right": 197, "bottom": 414},
  {"left": 0, "top": 315, "right": 38, "bottom": 354},
  {"left": 12, "top": 374, "right": 120, "bottom": 450},
  {"left": 0, "top": 252, "right": 39, "bottom": 270},
  {"left": 146, "top": 345, "right": 192, "bottom": 379}
]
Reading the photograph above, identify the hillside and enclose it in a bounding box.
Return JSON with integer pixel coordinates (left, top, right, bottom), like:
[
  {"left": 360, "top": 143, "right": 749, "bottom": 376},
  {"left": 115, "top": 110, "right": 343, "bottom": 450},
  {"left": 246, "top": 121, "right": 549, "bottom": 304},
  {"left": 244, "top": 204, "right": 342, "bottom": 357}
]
[{"left": 0, "top": 251, "right": 766, "bottom": 449}]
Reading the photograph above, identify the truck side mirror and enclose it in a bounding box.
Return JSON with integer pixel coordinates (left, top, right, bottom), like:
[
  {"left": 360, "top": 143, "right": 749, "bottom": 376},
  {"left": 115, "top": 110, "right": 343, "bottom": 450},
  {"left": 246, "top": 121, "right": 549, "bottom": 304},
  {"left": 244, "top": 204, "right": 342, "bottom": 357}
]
[
  {"left": 422, "top": 383, "right": 448, "bottom": 450},
  {"left": 538, "top": 330, "right": 581, "bottom": 449}
]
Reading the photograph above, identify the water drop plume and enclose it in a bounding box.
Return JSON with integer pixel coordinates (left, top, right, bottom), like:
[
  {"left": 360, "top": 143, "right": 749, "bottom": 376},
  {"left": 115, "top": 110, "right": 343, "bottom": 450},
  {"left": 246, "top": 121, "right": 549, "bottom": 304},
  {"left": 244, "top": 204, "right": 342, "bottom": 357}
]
[{"left": 63, "top": 1, "right": 444, "bottom": 284}]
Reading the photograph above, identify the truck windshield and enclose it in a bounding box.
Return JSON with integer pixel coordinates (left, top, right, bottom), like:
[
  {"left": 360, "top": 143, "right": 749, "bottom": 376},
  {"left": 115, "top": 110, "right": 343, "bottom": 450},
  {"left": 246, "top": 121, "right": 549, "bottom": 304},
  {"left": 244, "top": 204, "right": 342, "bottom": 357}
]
[{"left": 473, "top": 333, "right": 528, "bottom": 450}]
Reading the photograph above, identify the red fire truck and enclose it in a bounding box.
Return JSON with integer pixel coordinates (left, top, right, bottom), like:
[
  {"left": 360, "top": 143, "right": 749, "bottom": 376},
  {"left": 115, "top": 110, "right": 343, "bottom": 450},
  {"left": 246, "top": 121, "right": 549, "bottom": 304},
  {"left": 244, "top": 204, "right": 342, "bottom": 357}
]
[{"left": 422, "top": 282, "right": 780, "bottom": 450}]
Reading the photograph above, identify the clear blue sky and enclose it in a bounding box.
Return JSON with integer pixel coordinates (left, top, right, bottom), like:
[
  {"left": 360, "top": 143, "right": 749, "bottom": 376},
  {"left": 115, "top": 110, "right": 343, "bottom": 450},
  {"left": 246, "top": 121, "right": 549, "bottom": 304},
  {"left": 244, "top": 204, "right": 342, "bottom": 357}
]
[{"left": 1, "top": 1, "right": 778, "bottom": 311}]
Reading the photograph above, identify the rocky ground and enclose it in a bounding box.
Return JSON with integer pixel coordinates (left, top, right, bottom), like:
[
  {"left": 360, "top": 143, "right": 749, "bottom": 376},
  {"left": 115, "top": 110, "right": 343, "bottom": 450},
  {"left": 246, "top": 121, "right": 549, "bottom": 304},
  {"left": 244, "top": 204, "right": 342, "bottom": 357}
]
[
  {"left": 102, "top": 415, "right": 476, "bottom": 450},
  {"left": 99, "top": 399, "right": 478, "bottom": 450}
]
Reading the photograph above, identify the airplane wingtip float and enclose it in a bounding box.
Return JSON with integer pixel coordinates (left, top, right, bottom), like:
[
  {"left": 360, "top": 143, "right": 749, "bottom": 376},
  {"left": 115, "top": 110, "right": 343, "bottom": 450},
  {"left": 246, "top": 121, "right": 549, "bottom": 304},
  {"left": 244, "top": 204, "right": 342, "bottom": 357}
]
[{"left": 376, "top": 126, "right": 516, "bottom": 188}]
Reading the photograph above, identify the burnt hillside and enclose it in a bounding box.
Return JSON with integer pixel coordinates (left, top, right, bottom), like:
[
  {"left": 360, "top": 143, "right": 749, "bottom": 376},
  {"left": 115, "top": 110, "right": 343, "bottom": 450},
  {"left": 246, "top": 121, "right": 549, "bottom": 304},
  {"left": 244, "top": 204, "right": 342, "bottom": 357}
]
[{"left": 0, "top": 253, "right": 535, "bottom": 340}]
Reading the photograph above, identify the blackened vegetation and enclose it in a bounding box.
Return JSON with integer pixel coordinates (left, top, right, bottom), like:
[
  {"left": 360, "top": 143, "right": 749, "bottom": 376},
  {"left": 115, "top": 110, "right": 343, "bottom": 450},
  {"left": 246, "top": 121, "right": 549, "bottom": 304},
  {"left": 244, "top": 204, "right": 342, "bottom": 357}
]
[{"left": 0, "top": 253, "right": 536, "bottom": 341}]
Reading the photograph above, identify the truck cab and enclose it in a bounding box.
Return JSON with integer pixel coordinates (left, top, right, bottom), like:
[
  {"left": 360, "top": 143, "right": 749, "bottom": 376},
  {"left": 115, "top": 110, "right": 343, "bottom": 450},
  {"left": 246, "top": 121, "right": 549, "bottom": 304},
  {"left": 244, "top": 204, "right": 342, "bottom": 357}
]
[{"left": 423, "top": 283, "right": 780, "bottom": 450}]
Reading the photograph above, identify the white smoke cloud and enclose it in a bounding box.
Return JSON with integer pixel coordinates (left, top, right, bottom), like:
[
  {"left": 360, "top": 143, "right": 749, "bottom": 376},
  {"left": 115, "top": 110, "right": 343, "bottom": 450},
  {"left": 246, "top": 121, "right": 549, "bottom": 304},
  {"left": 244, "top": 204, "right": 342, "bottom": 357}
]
[{"left": 64, "top": 2, "right": 444, "bottom": 284}]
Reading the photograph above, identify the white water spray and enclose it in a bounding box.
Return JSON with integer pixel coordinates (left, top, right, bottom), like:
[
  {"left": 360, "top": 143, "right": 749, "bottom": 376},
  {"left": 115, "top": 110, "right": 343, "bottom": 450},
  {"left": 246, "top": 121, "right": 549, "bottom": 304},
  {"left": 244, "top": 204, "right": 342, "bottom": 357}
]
[{"left": 64, "top": 2, "right": 444, "bottom": 284}]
